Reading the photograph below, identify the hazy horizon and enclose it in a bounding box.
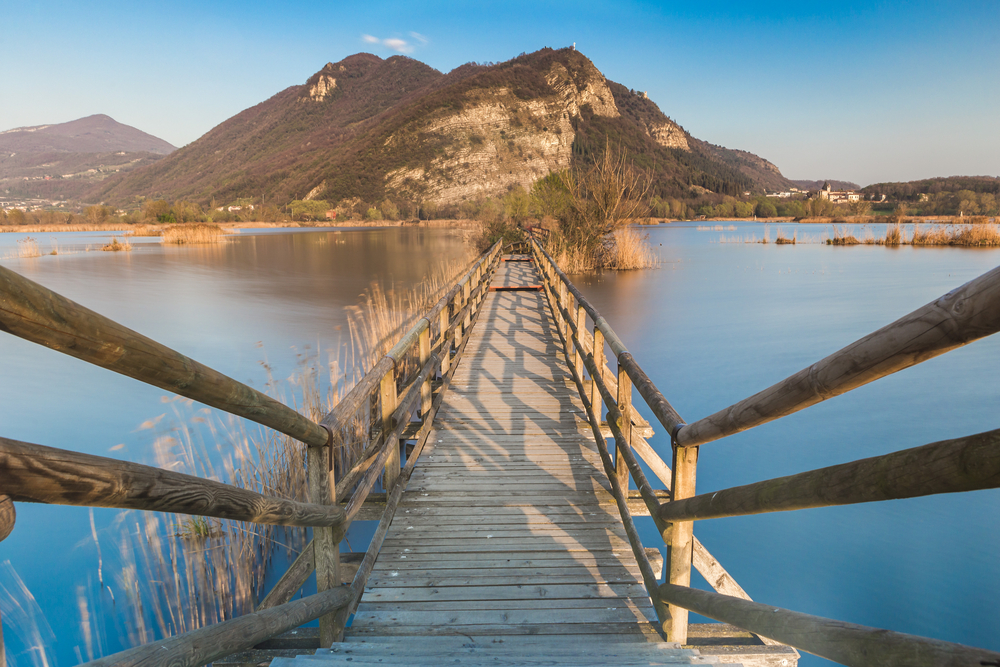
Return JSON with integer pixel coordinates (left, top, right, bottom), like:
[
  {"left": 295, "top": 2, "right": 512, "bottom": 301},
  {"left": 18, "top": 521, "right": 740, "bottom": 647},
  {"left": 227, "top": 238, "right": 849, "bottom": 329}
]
[{"left": 4, "top": 0, "right": 998, "bottom": 187}]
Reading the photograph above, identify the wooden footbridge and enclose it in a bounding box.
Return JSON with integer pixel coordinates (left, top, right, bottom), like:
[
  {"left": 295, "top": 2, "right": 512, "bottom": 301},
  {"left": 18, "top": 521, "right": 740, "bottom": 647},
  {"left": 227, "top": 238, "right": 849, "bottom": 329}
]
[{"left": 2, "top": 236, "right": 1000, "bottom": 666}]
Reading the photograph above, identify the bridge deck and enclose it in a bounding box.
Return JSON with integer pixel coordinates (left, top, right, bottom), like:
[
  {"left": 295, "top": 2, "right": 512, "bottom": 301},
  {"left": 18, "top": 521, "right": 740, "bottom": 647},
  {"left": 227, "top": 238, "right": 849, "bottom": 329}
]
[{"left": 348, "top": 257, "right": 661, "bottom": 641}]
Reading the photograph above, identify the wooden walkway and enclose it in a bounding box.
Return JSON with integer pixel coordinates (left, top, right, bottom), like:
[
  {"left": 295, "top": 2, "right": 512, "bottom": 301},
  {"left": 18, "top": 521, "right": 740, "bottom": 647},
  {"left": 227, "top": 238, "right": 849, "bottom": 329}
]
[{"left": 347, "top": 258, "right": 661, "bottom": 640}]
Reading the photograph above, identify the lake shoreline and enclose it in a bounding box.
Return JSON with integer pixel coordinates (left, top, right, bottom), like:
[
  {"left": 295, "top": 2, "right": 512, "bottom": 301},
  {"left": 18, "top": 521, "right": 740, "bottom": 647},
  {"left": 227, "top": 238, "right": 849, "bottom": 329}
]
[{"left": 0, "top": 218, "right": 478, "bottom": 234}]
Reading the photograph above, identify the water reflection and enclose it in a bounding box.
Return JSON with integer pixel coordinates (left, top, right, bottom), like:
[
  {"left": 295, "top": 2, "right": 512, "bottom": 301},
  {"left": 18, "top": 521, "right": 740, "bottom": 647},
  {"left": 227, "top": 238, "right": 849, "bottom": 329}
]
[
  {"left": 0, "top": 226, "right": 472, "bottom": 665},
  {"left": 573, "top": 222, "right": 1000, "bottom": 664}
]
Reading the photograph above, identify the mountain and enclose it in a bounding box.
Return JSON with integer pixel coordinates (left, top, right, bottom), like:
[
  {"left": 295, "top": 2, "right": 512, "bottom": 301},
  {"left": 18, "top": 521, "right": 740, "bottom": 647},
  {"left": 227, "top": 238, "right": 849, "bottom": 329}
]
[
  {"left": 94, "top": 48, "right": 795, "bottom": 207},
  {"left": 0, "top": 114, "right": 176, "bottom": 201},
  {"left": 0, "top": 114, "right": 175, "bottom": 154},
  {"left": 791, "top": 179, "right": 860, "bottom": 192}
]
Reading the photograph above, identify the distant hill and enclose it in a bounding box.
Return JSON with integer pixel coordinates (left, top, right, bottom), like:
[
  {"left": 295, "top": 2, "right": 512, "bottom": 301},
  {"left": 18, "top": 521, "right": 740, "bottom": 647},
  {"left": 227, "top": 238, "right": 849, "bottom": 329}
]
[
  {"left": 861, "top": 175, "right": 1000, "bottom": 200},
  {"left": 95, "top": 48, "right": 795, "bottom": 207},
  {"left": 0, "top": 114, "right": 175, "bottom": 154},
  {"left": 791, "top": 179, "right": 860, "bottom": 192},
  {"left": 0, "top": 114, "right": 175, "bottom": 201}
]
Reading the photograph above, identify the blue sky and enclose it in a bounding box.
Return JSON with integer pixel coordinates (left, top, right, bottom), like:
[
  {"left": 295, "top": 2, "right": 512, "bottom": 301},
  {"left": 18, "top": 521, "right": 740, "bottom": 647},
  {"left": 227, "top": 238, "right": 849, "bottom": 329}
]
[{"left": 3, "top": 0, "right": 997, "bottom": 186}]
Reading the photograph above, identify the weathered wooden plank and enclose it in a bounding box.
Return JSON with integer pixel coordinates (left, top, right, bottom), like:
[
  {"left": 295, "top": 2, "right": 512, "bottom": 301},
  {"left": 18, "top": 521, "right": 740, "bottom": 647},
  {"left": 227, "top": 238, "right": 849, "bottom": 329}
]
[
  {"left": 364, "top": 573, "right": 643, "bottom": 587},
  {"left": 361, "top": 582, "right": 649, "bottom": 603},
  {"left": 356, "top": 598, "right": 654, "bottom": 611},
  {"left": 0, "top": 437, "right": 345, "bottom": 529},
  {"left": 347, "top": 622, "right": 662, "bottom": 638},
  {"left": 350, "top": 607, "right": 657, "bottom": 628}
]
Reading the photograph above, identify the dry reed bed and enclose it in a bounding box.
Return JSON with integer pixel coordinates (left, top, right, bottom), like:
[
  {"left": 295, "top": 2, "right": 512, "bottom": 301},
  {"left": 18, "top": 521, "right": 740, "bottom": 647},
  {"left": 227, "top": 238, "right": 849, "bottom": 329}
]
[
  {"left": 71, "top": 251, "right": 476, "bottom": 652},
  {"left": 826, "top": 222, "right": 1000, "bottom": 246}
]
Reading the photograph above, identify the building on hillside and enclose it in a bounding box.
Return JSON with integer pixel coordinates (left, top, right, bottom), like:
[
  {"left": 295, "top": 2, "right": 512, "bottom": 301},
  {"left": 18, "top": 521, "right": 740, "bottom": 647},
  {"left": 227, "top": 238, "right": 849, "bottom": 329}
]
[{"left": 817, "top": 181, "right": 861, "bottom": 203}]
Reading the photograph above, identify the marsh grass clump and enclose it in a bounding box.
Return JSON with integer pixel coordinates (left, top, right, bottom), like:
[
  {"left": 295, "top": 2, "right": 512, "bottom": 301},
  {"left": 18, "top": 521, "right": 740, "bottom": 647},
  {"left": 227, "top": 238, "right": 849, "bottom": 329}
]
[
  {"left": 775, "top": 230, "right": 797, "bottom": 245},
  {"left": 13, "top": 236, "right": 41, "bottom": 258},
  {"left": 827, "top": 225, "right": 861, "bottom": 245},
  {"left": 161, "top": 223, "right": 229, "bottom": 245},
  {"left": 601, "top": 227, "right": 658, "bottom": 269},
  {"left": 101, "top": 236, "right": 132, "bottom": 252}
]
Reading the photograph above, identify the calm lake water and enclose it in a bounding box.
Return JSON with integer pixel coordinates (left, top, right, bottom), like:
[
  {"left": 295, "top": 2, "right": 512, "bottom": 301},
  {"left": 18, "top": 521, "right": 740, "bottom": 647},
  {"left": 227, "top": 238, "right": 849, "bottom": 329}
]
[{"left": 1, "top": 222, "right": 997, "bottom": 665}]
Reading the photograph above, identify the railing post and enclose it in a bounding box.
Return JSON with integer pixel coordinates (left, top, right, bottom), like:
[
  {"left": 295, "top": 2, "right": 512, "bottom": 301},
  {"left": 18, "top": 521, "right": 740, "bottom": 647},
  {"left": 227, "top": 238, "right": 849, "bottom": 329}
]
[
  {"left": 453, "top": 292, "right": 464, "bottom": 348},
  {"left": 462, "top": 279, "right": 472, "bottom": 332},
  {"left": 591, "top": 326, "right": 604, "bottom": 415},
  {"left": 575, "top": 305, "right": 585, "bottom": 380},
  {"left": 439, "top": 306, "right": 451, "bottom": 377},
  {"left": 666, "top": 444, "right": 699, "bottom": 643},
  {"left": 616, "top": 363, "right": 632, "bottom": 492},
  {"left": 307, "top": 438, "right": 342, "bottom": 645},
  {"left": 557, "top": 281, "right": 567, "bottom": 332},
  {"left": 419, "top": 326, "right": 432, "bottom": 420},
  {"left": 380, "top": 368, "right": 399, "bottom": 492}
]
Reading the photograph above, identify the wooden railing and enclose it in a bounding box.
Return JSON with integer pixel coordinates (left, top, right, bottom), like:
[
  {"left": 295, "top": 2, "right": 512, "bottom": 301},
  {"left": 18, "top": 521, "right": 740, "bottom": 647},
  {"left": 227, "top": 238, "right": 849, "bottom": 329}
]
[
  {"left": 0, "top": 241, "right": 502, "bottom": 666},
  {"left": 530, "top": 234, "right": 1000, "bottom": 665}
]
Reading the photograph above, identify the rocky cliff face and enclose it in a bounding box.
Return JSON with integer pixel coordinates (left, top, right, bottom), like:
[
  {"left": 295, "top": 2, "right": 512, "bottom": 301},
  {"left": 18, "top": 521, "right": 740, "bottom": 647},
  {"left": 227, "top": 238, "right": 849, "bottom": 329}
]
[{"left": 384, "top": 59, "right": 622, "bottom": 204}]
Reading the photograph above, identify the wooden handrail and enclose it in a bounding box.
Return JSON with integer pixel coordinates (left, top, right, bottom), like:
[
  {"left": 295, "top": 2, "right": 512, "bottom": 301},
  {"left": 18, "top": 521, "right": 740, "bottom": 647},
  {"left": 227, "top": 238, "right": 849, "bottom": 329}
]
[
  {"left": 319, "top": 242, "right": 500, "bottom": 440},
  {"left": 658, "top": 427, "right": 1000, "bottom": 523},
  {"left": 339, "top": 264, "right": 495, "bottom": 623},
  {"left": 529, "top": 237, "right": 685, "bottom": 435},
  {"left": 675, "top": 263, "right": 1000, "bottom": 448},
  {"left": 249, "top": 244, "right": 503, "bottom": 613},
  {"left": 80, "top": 584, "right": 352, "bottom": 667},
  {"left": 0, "top": 436, "right": 346, "bottom": 529},
  {"left": 0, "top": 265, "right": 332, "bottom": 448},
  {"left": 658, "top": 583, "right": 1000, "bottom": 667},
  {"left": 0, "top": 494, "right": 13, "bottom": 543}
]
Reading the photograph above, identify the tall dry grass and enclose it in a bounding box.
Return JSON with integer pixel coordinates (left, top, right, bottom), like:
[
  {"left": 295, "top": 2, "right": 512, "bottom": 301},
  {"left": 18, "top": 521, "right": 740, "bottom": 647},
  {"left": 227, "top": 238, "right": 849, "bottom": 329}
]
[
  {"left": 159, "top": 223, "right": 230, "bottom": 245},
  {"left": 7, "top": 236, "right": 42, "bottom": 259},
  {"left": 602, "top": 228, "right": 658, "bottom": 269},
  {"left": 69, "top": 253, "right": 476, "bottom": 656},
  {"left": 827, "top": 225, "right": 861, "bottom": 245},
  {"left": 101, "top": 237, "right": 132, "bottom": 252}
]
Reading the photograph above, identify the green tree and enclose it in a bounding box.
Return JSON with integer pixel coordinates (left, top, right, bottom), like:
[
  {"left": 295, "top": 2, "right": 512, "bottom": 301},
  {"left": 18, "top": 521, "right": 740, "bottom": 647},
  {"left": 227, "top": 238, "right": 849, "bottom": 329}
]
[
  {"left": 143, "top": 199, "right": 171, "bottom": 222},
  {"left": 289, "top": 200, "right": 330, "bottom": 221},
  {"left": 503, "top": 186, "right": 532, "bottom": 224},
  {"left": 755, "top": 200, "right": 777, "bottom": 218},
  {"left": 530, "top": 171, "right": 573, "bottom": 219},
  {"left": 380, "top": 199, "right": 399, "bottom": 220}
]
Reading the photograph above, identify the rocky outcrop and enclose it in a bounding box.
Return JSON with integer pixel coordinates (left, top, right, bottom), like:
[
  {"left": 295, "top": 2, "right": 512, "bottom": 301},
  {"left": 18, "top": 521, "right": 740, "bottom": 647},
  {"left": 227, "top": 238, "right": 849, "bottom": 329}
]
[
  {"left": 308, "top": 74, "right": 337, "bottom": 101},
  {"left": 385, "top": 57, "right": 624, "bottom": 203},
  {"left": 649, "top": 121, "right": 689, "bottom": 150}
]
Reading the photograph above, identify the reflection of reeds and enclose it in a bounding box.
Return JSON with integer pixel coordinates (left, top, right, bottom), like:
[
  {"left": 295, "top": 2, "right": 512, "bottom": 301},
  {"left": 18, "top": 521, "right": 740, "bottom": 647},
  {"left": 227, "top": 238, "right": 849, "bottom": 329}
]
[{"left": 76, "top": 253, "right": 475, "bottom": 655}]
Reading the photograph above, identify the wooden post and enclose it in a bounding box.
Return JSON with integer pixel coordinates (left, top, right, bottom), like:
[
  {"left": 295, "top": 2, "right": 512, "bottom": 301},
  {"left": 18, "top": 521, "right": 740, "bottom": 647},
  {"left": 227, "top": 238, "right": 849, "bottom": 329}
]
[
  {"left": 575, "top": 306, "right": 585, "bottom": 380},
  {"left": 666, "top": 443, "right": 699, "bottom": 643},
  {"left": 616, "top": 364, "right": 632, "bottom": 493},
  {"left": 453, "top": 293, "right": 464, "bottom": 348},
  {"left": 307, "top": 440, "right": 341, "bottom": 646},
  {"left": 419, "top": 326, "right": 432, "bottom": 421},
  {"left": 439, "top": 306, "right": 451, "bottom": 377},
  {"left": 380, "top": 368, "right": 399, "bottom": 492},
  {"left": 462, "top": 279, "right": 472, "bottom": 332},
  {"left": 591, "top": 327, "right": 605, "bottom": 417}
]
